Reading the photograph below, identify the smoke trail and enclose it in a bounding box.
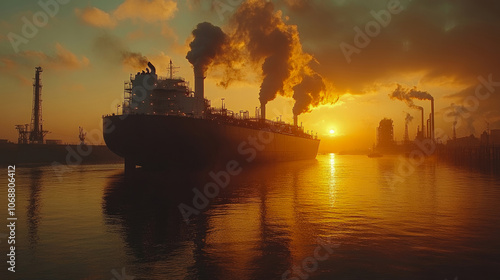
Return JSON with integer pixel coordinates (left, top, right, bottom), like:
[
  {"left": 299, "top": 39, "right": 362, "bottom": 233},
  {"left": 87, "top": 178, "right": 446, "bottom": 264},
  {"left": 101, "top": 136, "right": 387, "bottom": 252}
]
[
  {"left": 259, "top": 30, "right": 293, "bottom": 105},
  {"left": 229, "top": 0, "right": 297, "bottom": 106},
  {"left": 405, "top": 112, "right": 414, "bottom": 125},
  {"left": 231, "top": 0, "right": 337, "bottom": 113},
  {"left": 185, "top": 0, "right": 337, "bottom": 115},
  {"left": 293, "top": 73, "right": 326, "bottom": 115},
  {"left": 390, "top": 84, "right": 433, "bottom": 108},
  {"left": 450, "top": 103, "right": 476, "bottom": 135},
  {"left": 122, "top": 52, "right": 148, "bottom": 69},
  {"left": 93, "top": 34, "right": 148, "bottom": 69},
  {"left": 186, "top": 22, "right": 229, "bottom": 74}
]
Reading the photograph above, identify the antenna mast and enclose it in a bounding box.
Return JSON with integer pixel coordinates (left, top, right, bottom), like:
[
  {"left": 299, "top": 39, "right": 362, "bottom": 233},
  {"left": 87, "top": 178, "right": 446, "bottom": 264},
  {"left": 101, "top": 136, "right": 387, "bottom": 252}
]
[
  {"left": 168, "top": 60, "right": 179, "bottom": 79},
  {"left": 79, "top": 126, "right": 87, "bottom": 145}
]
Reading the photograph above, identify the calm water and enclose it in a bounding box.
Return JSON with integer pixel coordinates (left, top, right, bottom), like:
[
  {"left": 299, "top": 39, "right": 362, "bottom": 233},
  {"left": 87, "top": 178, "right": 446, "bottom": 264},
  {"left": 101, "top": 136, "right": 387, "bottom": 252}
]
[{"left": 1, "top": 154, "right": 499, "bottom": 280}]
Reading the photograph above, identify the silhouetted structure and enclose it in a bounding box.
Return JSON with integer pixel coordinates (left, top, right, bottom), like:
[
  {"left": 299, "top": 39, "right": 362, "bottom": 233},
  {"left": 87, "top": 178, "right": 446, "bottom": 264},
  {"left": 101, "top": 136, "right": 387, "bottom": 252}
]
[
  {"left": 30, "top": 67, "right": 47, "bottom": 143},
  {"left": 404, "top": 123, "right": 409, "bottom": 143},
  {"left": 377, "top": 118, "right": 395, "bottom": 149},
  {"left": 79, "top": 126, "right": 87, "bottom": 145},
  {"left": 438, "top": 129, "right": 500, "bottom": 169},
  {"left": 16, "top": 67, "right": 49, "bottom": 144},
  {"left": 104, "top": 61, "right": 319, "bottom": 172}
]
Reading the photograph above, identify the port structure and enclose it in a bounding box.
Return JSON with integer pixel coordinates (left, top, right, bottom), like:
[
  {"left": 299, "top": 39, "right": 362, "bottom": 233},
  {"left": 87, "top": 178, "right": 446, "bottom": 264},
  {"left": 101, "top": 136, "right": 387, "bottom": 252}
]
[
  {"left": 79, "top": 126, "right": 87, "bottom": 145},
  {"left": 16, "top": 66, "right": 49, "bottom": 144}
]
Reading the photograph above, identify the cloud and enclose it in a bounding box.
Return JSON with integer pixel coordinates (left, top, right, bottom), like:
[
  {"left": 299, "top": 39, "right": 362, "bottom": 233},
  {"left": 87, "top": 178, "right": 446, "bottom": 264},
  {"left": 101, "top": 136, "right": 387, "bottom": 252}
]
[
  {"left": 0, "top": 44, "right": 89, "bottom": 85},
  {"left": 0, "top": 57, "right": 31, "bottom": 85},
  {"left": 92, "top": 33, "right": 148, "bottom": 71},
  {"left": 76, "top": 0, "right": 178, "bottom": 29},
  {"left": 114, "top": 0, "right": 178, "bottom": 23},
  {"left": 5, "top": 43, "right": 89, "bottom": 71},
  {"left": 270, "top": 0, "right": 500, "bottom": 95},
  {"left": 76, "top": 7, "right": 117, "bottom": 28},
  {"left": 442, "top": 83, "right": 500, "bottom": 131}
]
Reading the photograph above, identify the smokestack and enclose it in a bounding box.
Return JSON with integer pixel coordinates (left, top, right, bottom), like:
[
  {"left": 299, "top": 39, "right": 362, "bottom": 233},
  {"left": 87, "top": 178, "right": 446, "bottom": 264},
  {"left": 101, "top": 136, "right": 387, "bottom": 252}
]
[
  {"left": 147, "top": 62, "right": 156, "bottom": 76},
  {"left": 420, "top": 107, "right": 424, "bottom": 138},
  {"left": 260, "top": 102, "right": 266, "bottom": 121},
  {"left": 194, "top": 66, "right": 205, "bottom": 115},
  {"left": 389, "top": 85, "right": 434, "bottom": 138},
  {"left": 404, "top": 123, "right": 409, "bottom": 143},
  {"left": 186, "top": 22, "right": 227, "bottom": 115},
  {"left": 294, "top": 114, "right": 298, "bottom": 127},
  {"left": 427, "top": 116, "right": 431, "bottom": 139},
  {"left": 431, "top": 99, "right": 435, "bottom": 142},
  {"left": 194, "top": 67, "right": 205, "bottom": 100}
]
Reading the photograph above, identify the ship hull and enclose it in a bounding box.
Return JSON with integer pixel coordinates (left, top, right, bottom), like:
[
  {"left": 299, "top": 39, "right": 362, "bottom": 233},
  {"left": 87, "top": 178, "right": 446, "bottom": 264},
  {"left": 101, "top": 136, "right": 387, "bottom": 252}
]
[{"left": 103, "top": 115, "right": 320, "bottom": 169}]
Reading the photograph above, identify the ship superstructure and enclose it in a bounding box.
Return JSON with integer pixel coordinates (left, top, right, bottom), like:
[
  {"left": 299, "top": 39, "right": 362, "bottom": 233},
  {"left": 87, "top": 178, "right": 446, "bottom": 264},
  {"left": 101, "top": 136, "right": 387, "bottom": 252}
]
[{"left": 123, "top": 61, "right": 203, "bottom": 117}]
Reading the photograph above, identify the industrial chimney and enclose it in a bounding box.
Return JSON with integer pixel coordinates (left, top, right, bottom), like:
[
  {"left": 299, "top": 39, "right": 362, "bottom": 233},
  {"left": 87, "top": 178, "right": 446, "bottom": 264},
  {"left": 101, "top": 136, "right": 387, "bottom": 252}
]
[
  {"left": 420, "top": 107, "right": 424, "bottom": 138},
  {"left": 427, "top": 116, "right": 431, "bottom": 140},
  {"left": 294, "top": 114, "right": 298, "bottom": 127},
  {"left": 260, "top": 101, "right": 266, "bottom": 121},
  {"left": 431, "top": 98, "right": 435, "bottom": 141},
  {"left": 404, "top": 123, "right": 409, "bottom": 143},
  {"left": 194, "top": 66, "right": 205, "bottom": 115}
]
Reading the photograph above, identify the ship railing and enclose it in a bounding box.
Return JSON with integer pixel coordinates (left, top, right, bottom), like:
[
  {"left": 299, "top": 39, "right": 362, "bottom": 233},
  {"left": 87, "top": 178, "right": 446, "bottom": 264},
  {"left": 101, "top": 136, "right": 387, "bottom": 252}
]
[{"left": 206, "top": 109, "right": 315, "bottom": 139}]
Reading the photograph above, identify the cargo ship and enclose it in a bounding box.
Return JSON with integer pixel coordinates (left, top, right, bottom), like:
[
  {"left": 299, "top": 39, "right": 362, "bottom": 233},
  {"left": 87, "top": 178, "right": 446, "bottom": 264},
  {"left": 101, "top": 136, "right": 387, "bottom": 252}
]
[{"left": 103, "top": 61, "right": 320, "bottom": 171}]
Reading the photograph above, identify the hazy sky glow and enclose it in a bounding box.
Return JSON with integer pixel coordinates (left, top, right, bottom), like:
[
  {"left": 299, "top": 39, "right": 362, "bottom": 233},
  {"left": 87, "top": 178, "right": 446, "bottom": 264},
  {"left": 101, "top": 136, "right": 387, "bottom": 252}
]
[{"left": 1, "top": 0, "right": 499, "bottom": 152}]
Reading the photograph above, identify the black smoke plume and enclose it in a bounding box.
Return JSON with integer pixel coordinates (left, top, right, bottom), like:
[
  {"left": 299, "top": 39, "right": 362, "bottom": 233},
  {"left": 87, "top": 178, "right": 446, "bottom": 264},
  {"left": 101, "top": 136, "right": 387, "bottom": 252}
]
[
  {"left": 293, "top": 73, "right": 326, "bottom": 115},
  {"left": 185, "top": 0, "right": 336, "bottom": 116},
  {"left": 405, "top": 112, "right": 414, "bottom": 125},
  {"left": 390, "top": 84, "right": 433, "bottom": 109},
  {"left": 186, "top": 22, "right": 229, "bottom": 74}
]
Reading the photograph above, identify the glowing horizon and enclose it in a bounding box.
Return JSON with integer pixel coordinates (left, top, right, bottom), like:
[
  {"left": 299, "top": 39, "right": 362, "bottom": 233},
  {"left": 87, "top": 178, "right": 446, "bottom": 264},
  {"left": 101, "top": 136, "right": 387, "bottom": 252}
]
[{"left": 1, "top": 0, "right": 498, "bottom": 152}]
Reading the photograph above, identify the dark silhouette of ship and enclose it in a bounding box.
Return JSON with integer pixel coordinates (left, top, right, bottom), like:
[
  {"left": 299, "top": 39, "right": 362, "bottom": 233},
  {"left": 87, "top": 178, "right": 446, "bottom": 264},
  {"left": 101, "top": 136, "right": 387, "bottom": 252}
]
[{"left": 103, "top": 61, "right": 320, "bottom": 171}]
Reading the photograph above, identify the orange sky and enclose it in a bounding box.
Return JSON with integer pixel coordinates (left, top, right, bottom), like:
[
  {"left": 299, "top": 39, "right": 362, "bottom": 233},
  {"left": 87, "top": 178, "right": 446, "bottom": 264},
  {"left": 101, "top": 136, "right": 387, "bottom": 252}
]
[{"left": 1, "top": 0, "right": 499, "bottom": 152}]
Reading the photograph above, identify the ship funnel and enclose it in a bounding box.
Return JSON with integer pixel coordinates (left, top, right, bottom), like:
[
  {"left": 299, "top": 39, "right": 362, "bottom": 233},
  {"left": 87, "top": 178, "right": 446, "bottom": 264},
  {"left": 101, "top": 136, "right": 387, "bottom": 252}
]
[
  {"left": 147, "top": 62, "right": 156, "bottom": 75},
  {"left": 260, "top": 102, "right": 266, "bottom": 121},
  {"left": 194, "top": 66, "right": 205, "bottom": 100},
  {"left": 194, "top": 66, "right": 205, "bottom": 116}
]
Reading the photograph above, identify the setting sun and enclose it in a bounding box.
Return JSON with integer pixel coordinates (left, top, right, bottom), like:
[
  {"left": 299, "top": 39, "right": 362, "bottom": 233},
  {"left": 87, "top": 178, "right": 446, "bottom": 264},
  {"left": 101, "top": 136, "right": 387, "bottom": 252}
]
[{"left": 330, "top": 129, "right": 335, "bottom": 135}]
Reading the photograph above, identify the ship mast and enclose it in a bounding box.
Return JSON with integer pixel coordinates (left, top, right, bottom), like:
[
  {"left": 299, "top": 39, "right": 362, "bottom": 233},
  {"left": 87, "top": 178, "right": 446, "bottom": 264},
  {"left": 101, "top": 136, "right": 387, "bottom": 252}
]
[{"left": 168, "top": 60, "right": 179, "bottom": 80}]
